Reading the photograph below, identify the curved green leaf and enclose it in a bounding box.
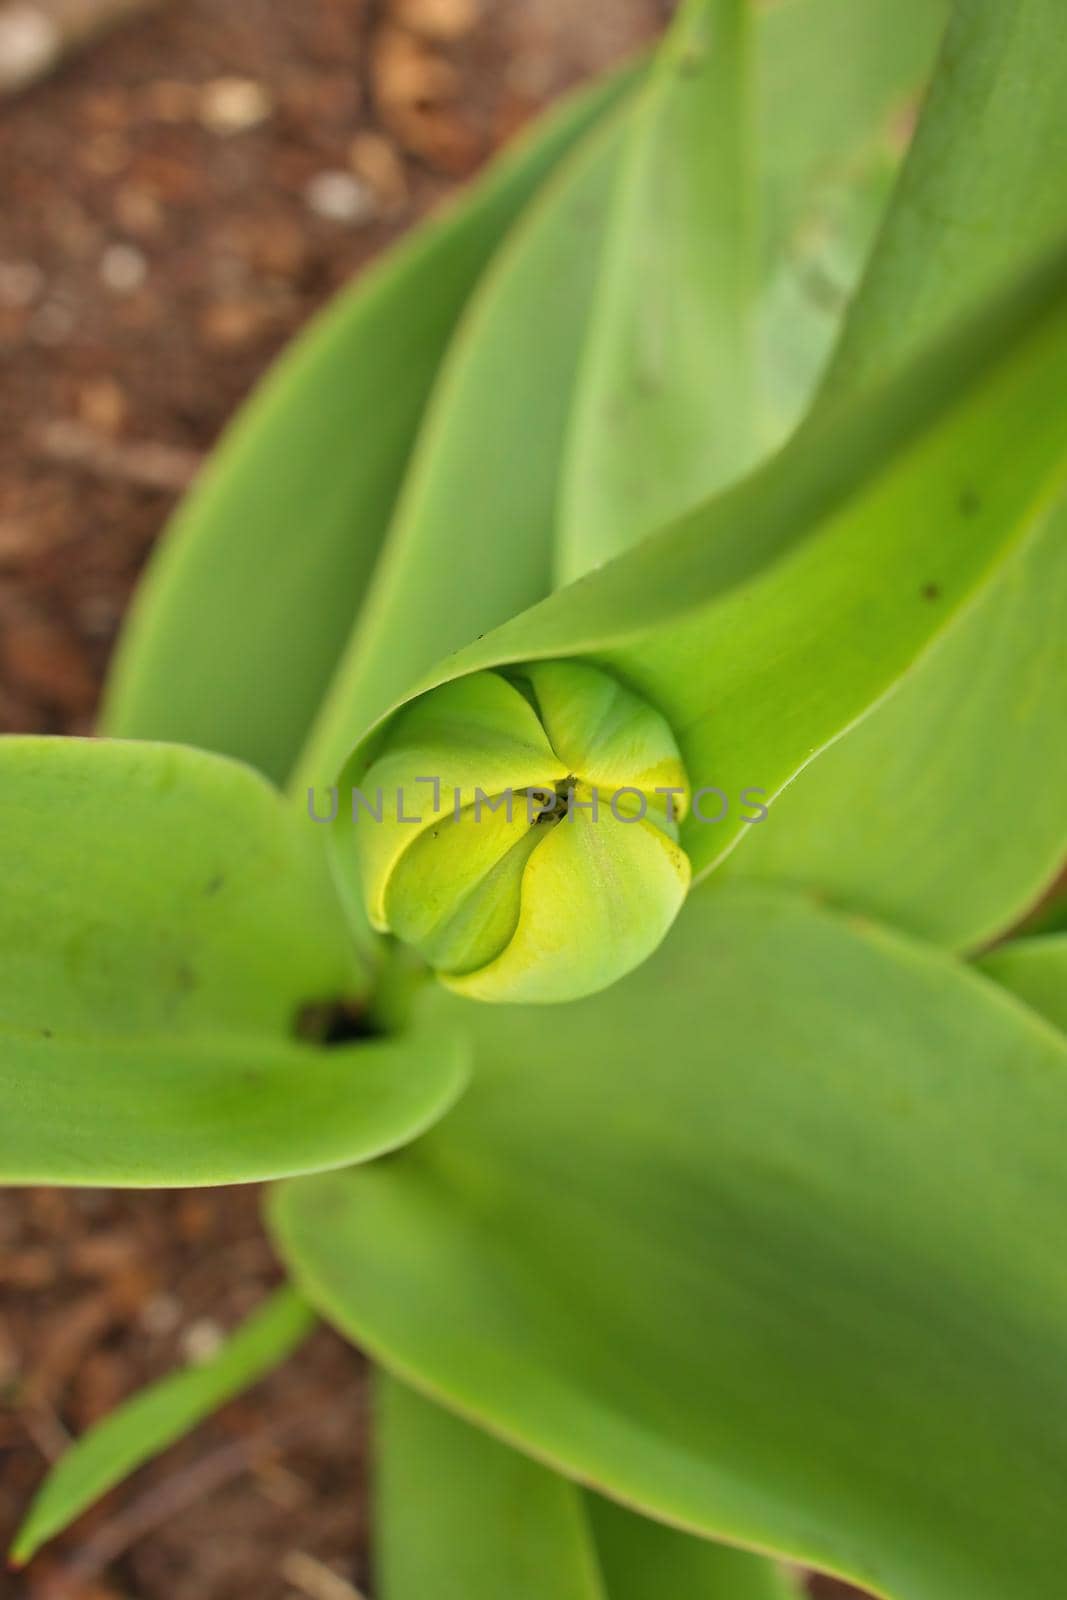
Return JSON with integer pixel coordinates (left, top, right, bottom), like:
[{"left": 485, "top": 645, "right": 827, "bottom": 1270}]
[
  {"left": 722, "top": 507, "right": 1067, "bottom": 948},
  {"left": 334, "top": 239, "right": 1067, "bottom": 891},
  {"left": 0, "top": 737, "right": 466, "bottom": 1184},
  {"left": 558, "top": 0, "right": 947, "bottom": 581},
  {"left": 558, "top": 0, "right": 756, "bottom": 581},
  {"left": 11, "top": 1287, "right": 313, "bottom": 1566},
  {"left": 290, "top": 106, "right": 630, "bottom": 799},
  {"left": 825, "top": 0, "right": 1067, "bottom": 396},
  {"left": 0, "top": 1021, "right": 466, "bottom": 1189},
  {"left": 757, "top": 0, "right": 944, "bottom": 248},
  {"left": 724, "top": 0, "right": 1067, "bottom": 948},
  {"left": 100, "top": 63, "right": 637, "bottom": 783},
  {"left": 296, "top": 0, "right": 946, "bottom": 795},
  {"left": 272, "top": 882, "right": 1067, "bottom": 1600},
  {"left": 377, "top": 1374, "right": 796, "bottom": 1600},
  {"left": 377, "top": 1375, "right": 605, "bottom": 1600},
  {"left": 978, "top": 935, "right": 1067, "bottom": 1034},
  {"left": 589, "top": 1496, "right": 800, "bottom": 1600}
]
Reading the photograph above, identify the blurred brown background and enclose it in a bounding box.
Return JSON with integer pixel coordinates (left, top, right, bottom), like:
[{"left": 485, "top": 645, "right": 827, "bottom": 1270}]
[{"left": 0, "top": 2, "right": 867, "bottom": 1595}]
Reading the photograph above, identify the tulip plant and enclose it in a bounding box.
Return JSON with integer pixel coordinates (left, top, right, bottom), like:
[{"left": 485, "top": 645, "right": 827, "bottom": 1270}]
[{"left": 5, "top": 0, "right": 1067, "bottom": 1594}]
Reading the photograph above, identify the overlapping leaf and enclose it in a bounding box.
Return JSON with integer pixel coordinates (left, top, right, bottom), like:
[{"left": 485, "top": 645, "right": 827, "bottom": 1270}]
[
  {"left": 272, "top": 882, "right": 1067, "bottom": 1600},
  {"left": 723, "top": 507, "right": 1067, "bottom": 948},
  {"left": 297, "top": 0, "right": 946, "bottom": 790},
  {"left": 825, "top": 0, "right": 1067, "bottom": 395},
  {"left": 589, "top": 1496, "right": 800, "bottom": 1600},
  {"left": 338, "top": 237, "right": 1067, "bottom": 886},
  {"left": 377, "top": 1375, "right": 605, "bottom": 1600},
  {"left": 557, "top": 0, "right": 947, "bottom": 580},
  {"left": 978, "top": 935, "right": 1067, "bottom": 1035},
  {"left": 100, "top": 64, "right": 636, "bottom": 782},
  {"left": 726, "top": 0, "right": 1067, "bottom": 945},
  {"left": 377, "top": 1376, "right": 798, "bottom": 1600},
  {"left": 0, "top": 738, "right": 465, "bottom": 1184},
  {"left": 18, "top": 10, "right": 1066, "bottom": 1596},
  {"left": 557, "top": 0, "right": 755, "bottom": 579},
  {"left": 291, "top": 109, "right": 631, "bottom": 796}
]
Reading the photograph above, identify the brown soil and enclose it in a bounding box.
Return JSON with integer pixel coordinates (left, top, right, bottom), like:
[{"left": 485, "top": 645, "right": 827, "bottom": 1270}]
[{"left": 0, "top": 2, "right": 869, "bottom": 1595}]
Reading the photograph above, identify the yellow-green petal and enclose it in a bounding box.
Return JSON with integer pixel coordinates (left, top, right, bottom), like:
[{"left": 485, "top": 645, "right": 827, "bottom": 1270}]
[
  {"left": 524, "top": 660, "right": 690, "bottom": 823},
  {"left": 347, "top": 672, "right": 566, "bottom": 927},
  {"left": 387, "top": 802, "right": 542, "bottom": 976},
  {"left": 444, "top": 804, "right": 690, "bottom": 1004}
]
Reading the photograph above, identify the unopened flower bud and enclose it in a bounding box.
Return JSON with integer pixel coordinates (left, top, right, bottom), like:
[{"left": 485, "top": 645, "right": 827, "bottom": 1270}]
[{"left": 333, "top": 661, "right": 691, "bottom": 1004}]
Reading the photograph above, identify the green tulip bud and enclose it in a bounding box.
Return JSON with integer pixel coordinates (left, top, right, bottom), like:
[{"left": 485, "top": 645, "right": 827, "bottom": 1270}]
[{"left": 333, "top": 661, "right": 691, "bottom": 1004}]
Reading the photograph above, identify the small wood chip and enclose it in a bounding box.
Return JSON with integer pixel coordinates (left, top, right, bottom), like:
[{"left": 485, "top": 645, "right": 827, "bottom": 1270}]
[
  {"left": 0, "top": 0, "right": 160, "bottom": 97},
  {"left": 282, "top": 1550, "right": 368, "bottom": 1600},
  {"left": 38, "top": 419, "right": 202, "bottom": 492},
  {"left": 393, "top": 0, "right": 479, "bottom": 42},
  {"left": 199, "top": 75, "right": 274, "bottom": 135}
]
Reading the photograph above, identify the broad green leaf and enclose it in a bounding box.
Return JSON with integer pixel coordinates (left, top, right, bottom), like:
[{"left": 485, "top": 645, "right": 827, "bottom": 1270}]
[
  {"left": 296, "top": 0, "right": 946, "bottom": 795},
  {"left": 588, "top": 1497, "right": 800, "bottom": 1600},
  {"left": 0, "top": 737, "right": 466, "bottom": 1184},
  {"left": 756, "top": 0, "right": 944, "bottom": 248},
  {"left": 978, "top": 935, "right": 1067, "bottom": 1035},
  {"left": 558, "top": 0, "right": 756, "bottom": 580},
  {"left": 10, "top": 1287, "right": 313, "bottom": 1565},
  {"left": 290, "top": 107, "right": 630, "bottom": 800},
  {"left": 558, "top": 0, "right": 948, "bottom": 581},
  {"left": 721, "top": 508, "right": 1067, "bottom": 949},
  {"left": 725, "top": 0, "right": 1067, "bottom": 948},
  {"left": 754, "top": 0, "right": 948, "bottom": 441},
  {"left": 337, "top": 239, "right": 1067, "bottom": 889},
  {"left": 377, "top": 1375, "right": 605, "bottom": 1600},
  {"left": 100, "top": 63, "right": 637, "bottom": 784},
  {"left": 825, "top": 0, "right": 1067, "bottom": 397},
  {"left": 377, "top": 1374, "right": 795, "bottom": 1600},
  {"left": 272, "top": 882, "right": 1067, "bottom": 1600}
]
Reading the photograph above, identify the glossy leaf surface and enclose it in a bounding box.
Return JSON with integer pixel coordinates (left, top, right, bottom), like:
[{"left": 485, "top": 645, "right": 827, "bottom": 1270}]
[
  {"left": 0, "top": 737, "right": 465, "bottom": 1184},
  {"left": 273, "top": 883, "right": 1067, "bottom": 1600}
]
